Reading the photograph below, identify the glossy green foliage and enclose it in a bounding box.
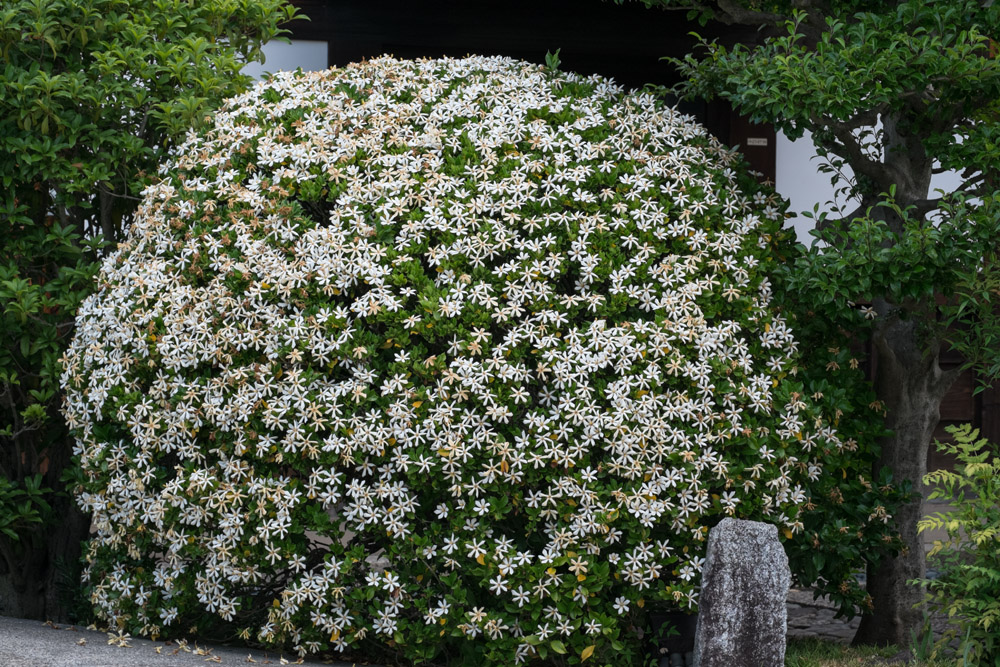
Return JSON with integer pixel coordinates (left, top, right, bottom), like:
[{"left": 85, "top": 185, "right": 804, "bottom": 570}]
[
  {"left": 0, "top": 0, "right": 298, "bottom": 606},
  {"left": 1, "top": 0, "right": 300, "bottom": 239},
  {"left": 0, "top": 475, "right": 52, "bottom": 542}
]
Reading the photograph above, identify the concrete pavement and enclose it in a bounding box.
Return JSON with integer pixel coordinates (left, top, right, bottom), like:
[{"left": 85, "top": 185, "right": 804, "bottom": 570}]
[{"left": 0, "top": 616, "right": 368, "bottom": 667}]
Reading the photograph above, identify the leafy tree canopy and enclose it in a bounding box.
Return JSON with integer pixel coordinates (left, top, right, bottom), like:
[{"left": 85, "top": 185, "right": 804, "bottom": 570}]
[
  {"left": 635, "top": 0, "right": 999, "bottom": 365},
  {"left": 0, "top": 0, "right": 299, "bottom": 620}
]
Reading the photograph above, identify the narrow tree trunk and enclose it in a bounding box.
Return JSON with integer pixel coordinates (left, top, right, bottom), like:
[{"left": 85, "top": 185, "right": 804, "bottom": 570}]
[
  {"left": 0, "top": 545, "right": 45, "bottom": 619},
  {"left": 99, "top": 183, "right": 115, "bottom": 243},
  {"left": 40, "top": 426, "right": 92, "bottom": 623},
  {"left": 853, "top": 317, "right": 956, "bottom": 646}
]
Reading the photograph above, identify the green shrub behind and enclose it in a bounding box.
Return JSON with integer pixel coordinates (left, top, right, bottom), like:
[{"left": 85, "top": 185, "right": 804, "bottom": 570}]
[{"left": 919, "top": 424, "right": 1000, "bottom": 664}]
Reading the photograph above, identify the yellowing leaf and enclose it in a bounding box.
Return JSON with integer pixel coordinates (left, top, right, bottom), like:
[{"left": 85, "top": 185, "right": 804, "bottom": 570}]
[
  {"left": 476, "top": 553, "right": 485, "bottom": 565},
  {"left": 637, "top": 598, "right": 645, "bottom": 608},
  {"left": 581, "top": 645, "right": 596, "bottom": 662},
  {"left": 782, "top": 528, "right": 794, "bottom": 539}
]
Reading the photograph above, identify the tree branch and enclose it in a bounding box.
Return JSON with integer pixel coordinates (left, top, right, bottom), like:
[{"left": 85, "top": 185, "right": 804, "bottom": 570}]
[
  {"left": 933, "top": 364, "right": 963, "bottom": 402},
  {"left": 832, "top": 106, "right": 886, "bottom": 132},
  {"left": 98, "top": 184, "right": 115, "bottom": 243},
  {"left": 815, "top": 118, "right": 897, "bottom": 193},
  {"left": 912, "top": 175, "right": 988, "bottom": 217},
  {"left": 814, "top": 201, "right": 868, "bottom": 235},
  {"left": 711, "top": 0, "right": 830, "bottom": 45}
]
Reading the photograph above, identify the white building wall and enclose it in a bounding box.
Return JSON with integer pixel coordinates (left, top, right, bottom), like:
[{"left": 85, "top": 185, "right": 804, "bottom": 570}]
[
  {"left": 243, "top": 40, "right": 328, "bottom": 80},
  {"left": 776, "top": 130, "right": 966, "bottom": 243}
]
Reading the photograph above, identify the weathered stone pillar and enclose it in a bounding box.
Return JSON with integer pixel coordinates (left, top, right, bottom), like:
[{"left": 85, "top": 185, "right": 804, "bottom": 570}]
[{"left": 692, "top": 518, "right": 791, "bottom": 667}]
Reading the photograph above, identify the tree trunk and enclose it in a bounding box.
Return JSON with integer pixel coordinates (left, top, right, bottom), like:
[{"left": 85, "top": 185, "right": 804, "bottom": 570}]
[
  {"left": 853, "top": 317, "right": 956, "bottom": 646},
  {"left": 99, "top": 183, "right": 116, "bottom": 243}
]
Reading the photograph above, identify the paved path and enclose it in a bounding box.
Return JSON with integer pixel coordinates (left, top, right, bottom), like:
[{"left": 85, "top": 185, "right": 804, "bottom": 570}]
[
  {"left": 786, "top": 586, "right": 952, "bottom": 648},
  {"left": 0, "top": 617, "right": 366, "bottom": 667},
  {"left": 786, "top": 588, "right": 860, "bottom": 644},
  {"left": 0, "top": 603, "right": 951, "bottom": 667}
]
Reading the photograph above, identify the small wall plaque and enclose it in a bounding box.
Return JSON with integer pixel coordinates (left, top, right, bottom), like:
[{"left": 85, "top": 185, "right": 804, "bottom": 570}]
[{"left": 746, "top": 137, "right": 769, "bottom": 147}]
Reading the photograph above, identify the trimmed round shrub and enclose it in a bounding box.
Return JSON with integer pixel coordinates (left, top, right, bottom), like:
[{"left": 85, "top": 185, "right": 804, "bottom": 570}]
[{"left": 62, "top": 55, "right": 844, "bottom": 664}]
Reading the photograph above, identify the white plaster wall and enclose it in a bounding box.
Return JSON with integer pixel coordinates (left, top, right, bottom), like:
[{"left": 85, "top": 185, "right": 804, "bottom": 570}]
[
  {"left": 243, "top": 40, "right": 328, "bottom": 80},
  {"left": 776, "top": 130, "right": 967, "bottom": 243}
]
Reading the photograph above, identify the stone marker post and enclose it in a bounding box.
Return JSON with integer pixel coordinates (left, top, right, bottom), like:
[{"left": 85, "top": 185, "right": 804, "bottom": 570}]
[{"left": 692, "top": 518, "right": 791, "bottom": 667}]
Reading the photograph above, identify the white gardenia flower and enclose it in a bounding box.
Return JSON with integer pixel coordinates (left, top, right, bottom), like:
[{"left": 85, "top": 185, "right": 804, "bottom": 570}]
[{"left": 61, "top": 54, "right": 833, "bottom": 664}]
